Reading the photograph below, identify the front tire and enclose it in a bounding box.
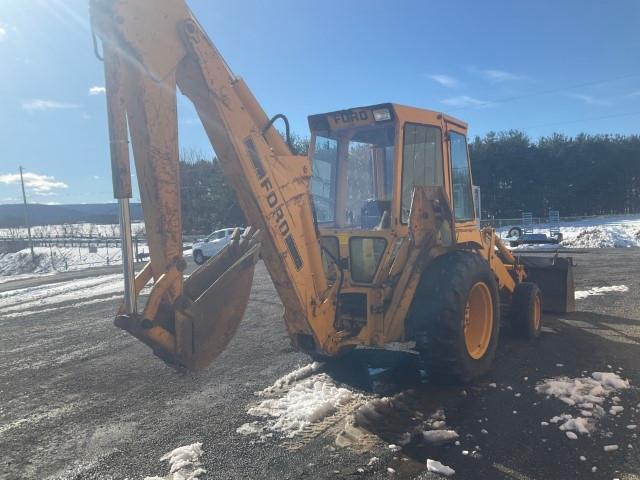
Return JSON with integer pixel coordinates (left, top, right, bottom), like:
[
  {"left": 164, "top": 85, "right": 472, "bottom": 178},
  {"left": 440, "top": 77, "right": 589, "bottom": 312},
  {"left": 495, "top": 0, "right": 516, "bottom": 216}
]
[
  {"left": 510, "top": 282, "right": 542, "bottom": 339},
  {"left": 193, "top": 250, "right": 206, "bottom": 265},
  {"left": 410, "top": 250, "right": 500, "bottom": 384}
]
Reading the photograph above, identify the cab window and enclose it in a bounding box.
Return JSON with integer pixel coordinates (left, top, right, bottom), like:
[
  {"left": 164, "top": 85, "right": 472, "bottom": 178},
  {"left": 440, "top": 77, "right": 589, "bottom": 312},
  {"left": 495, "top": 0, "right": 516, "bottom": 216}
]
[
  {"left": 449, "top": 131, "right": 475, "bottom": 221},
  {"left": 401, "top": 123, "right": 444, "bottom": 223}
]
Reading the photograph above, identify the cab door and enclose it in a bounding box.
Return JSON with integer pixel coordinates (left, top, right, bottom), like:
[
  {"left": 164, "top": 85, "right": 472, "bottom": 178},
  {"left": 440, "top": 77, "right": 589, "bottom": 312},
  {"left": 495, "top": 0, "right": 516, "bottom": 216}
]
[{"left": 445, "top": 123, "right": 475, "bottom": 227}]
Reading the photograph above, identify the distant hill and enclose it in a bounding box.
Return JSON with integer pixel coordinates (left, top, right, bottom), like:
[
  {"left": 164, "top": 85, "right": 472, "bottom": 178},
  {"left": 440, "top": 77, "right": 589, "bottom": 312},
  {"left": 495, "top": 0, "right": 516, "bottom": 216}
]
[{"left": 0, "top": 203, "right": 144, "bottom": 228}]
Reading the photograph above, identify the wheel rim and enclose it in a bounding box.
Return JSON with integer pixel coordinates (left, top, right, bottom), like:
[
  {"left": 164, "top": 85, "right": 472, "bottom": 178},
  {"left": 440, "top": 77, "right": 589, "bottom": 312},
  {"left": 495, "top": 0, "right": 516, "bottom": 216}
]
[
  {"left": 533, "top": 293, "right": 541, "bottom": 331},
  {"left": 464, "top": 282, "right": 494, "bottom": 360}
]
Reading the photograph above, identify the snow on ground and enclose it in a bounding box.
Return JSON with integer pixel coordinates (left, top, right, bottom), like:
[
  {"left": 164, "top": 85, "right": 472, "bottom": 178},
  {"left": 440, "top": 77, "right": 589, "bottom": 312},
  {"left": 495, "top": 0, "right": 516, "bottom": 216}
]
[
  {"left": 144, "top": 443, "right": 206, "bottom": 480},
  {"left": 426, "top": 459, "right": 456, "bottom": 477},
  {"left": 0, "top": 222, "right": 145, "bottom": 239},
  {"left": 0, "top": 246, "right": 125, "bottom": 277},
  {"left": 575, "top": 285, "right": 629, "bottom": 300},
  {"left": 499, "top": 214, "right": 640, "bottom": 249},
  {"left": 0, "top": 222, "right": 150, "bottom": 280},
  {"left": 258, "top": 362, "right": 323, "bottom": 396},
  {"left": 536, "top": 372, "right": 630, "bottom": 435},
  {"left": 239, "top": 370, "right": 361, "bottom": 439},
  {"left": 0, "top": 273, "right": 151, "bottom": 318},
  {"left": 0, "top": 270, "right": 57, "bottom": 285},
  {"left": 422, "top": 429, "right": 459, "bottom": 445}
]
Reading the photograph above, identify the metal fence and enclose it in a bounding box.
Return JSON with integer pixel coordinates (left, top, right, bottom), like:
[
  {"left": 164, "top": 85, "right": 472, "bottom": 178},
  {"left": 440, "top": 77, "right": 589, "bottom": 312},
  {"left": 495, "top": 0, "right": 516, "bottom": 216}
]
[
  {"left": 480, "top": 213, "right": 638, "bottom": 230},
  {"left": 0, "top": 232, "right": 204, "bottom": 272}
]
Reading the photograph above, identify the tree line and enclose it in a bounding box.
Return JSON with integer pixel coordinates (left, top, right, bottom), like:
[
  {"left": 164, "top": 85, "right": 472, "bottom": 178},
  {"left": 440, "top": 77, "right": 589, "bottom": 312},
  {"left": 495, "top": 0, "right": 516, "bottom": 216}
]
[
  {"left": 179, "top": 131, "right": 640, "bottom": 232},
  {"left": 469, "top": 131, "right": 640, "bottom": 218},
  {"left": 179, "top": 136, "right": 307, "bottom": 233}
]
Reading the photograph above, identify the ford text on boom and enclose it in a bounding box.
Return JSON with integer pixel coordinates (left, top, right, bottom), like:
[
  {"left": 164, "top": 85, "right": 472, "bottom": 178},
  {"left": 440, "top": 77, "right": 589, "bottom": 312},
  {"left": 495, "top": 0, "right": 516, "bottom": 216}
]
[{"left": 245, "top": 137, "right": 304, "bottom": 271}]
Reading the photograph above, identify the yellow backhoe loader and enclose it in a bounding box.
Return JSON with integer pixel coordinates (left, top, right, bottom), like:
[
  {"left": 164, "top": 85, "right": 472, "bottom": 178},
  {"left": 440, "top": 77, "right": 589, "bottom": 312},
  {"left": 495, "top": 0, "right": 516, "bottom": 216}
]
[{"left": 90, "top": 0, "right": 575, "bottom": 383}]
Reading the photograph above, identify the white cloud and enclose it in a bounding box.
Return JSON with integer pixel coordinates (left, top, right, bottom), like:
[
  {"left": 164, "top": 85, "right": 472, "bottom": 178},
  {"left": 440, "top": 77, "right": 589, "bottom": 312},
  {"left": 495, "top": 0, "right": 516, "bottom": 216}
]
[
  {"left": 441, "top": 95, "right": 490, "bottom": 108},
  {"left": 89, "top": 86, "right": 106, "bottom": 96},
  {"left": 630, "top": 90, "right": 640, "bottom": 97},
  {"left": 568, "top": 93, "right": 611, "bottom": 106},
  {"left": 0, "top": 172, "right": 68, "bottom": 194},
  {"left": 92, "top": 175, "right": 101, "bottom": 180},
  {"left": 427, "top": 74, "right": 458, "bottom": 88},
  {"left": 481, "top": 69, "right": 522, "bottom": 82},
  {"left": 22, "top": 99, "right": 79, "bottom": 112},
  {"left": 0, "top": 26, "right": 7, "bottom": 42}
]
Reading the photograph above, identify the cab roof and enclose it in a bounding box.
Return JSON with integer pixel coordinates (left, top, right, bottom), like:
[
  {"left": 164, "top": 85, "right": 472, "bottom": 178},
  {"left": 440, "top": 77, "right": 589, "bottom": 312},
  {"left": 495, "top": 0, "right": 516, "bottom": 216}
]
[{"left": 308, "top": 103, "right": 467, "bottom": 132}]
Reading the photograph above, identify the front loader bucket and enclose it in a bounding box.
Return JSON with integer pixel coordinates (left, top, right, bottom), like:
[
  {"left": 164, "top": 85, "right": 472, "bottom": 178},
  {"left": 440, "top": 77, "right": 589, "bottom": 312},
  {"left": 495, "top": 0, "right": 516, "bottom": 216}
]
[
  {"left": 517, "top": 255, "right": 576, "bottom": 314},
  {"left": 116, "top": 228, "right": 261, "bottom": 371}
]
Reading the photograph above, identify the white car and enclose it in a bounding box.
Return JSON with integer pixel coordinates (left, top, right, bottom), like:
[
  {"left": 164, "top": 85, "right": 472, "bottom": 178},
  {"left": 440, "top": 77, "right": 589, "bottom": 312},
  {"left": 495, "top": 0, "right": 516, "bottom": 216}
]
[{"left": 191, "top": 227, "right": 243, "bottom": 265}]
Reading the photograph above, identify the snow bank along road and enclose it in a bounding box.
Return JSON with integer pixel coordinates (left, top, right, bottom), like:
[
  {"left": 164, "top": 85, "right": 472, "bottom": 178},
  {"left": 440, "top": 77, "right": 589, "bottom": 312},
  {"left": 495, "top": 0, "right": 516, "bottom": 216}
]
[{"left": 0, "top": 249, "right": 639, "bottom": 479}]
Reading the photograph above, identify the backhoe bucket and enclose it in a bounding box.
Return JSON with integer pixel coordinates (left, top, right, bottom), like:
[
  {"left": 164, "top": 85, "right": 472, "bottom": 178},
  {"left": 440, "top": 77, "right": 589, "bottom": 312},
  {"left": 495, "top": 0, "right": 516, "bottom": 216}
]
[
  {"left": 116, "top": 228, "right": 261, "bottom": 371},
  {"left": 517, "top": 255, "right": 576, "bottom": 314},
  {"left": 176, "top": 228, "right": 261, "bottom": 370}
]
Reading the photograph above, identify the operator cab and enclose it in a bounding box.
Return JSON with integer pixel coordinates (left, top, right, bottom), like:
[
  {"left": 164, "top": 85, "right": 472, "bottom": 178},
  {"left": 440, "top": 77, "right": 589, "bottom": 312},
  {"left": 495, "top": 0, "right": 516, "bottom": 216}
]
[
  {"left": 308, "top": 106, "right": 395, "bottom": 230},
  {"left": 308, "top": 103, "right": 475, "bottom": 288}
]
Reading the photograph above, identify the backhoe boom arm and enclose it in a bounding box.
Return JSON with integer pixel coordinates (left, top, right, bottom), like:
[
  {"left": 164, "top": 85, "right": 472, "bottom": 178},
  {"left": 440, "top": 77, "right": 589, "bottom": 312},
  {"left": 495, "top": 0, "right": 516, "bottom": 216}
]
[{"left": 91, "top": 0, "right": 336, "bottom": 370}]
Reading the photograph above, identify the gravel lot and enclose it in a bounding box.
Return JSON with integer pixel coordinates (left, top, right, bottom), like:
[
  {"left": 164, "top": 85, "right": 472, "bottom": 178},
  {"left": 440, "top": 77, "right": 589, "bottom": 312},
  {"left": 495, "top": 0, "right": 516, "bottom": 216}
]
[{"left": 1, "top": 249, "right": 638, "bottom": 480}]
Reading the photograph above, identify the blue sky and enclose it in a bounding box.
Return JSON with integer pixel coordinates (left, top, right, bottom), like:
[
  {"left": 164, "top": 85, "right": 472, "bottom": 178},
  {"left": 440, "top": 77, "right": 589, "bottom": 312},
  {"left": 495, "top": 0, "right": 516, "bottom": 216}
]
[{"left": 0, "top": 0, "right": 639, "bottom": 205}]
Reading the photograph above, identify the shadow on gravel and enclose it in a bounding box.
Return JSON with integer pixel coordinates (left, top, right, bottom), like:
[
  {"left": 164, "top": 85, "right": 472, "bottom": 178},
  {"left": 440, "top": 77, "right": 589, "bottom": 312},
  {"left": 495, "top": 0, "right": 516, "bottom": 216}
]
[
  {"left": 320, "top": 312, "right": 640, "bottom": 479},
  {"left": 324, "top": 349, "right": 422, "bottom": 395},
  {"left": 561, "top": 310, "right": 640, "bottom": 344}
]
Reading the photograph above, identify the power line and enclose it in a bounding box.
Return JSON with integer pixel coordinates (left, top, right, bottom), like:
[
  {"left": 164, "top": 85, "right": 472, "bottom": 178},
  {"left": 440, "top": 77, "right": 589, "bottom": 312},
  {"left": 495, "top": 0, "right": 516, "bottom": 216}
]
[{"left": 447, "top": 73, "right": 640, "bottom": 112}]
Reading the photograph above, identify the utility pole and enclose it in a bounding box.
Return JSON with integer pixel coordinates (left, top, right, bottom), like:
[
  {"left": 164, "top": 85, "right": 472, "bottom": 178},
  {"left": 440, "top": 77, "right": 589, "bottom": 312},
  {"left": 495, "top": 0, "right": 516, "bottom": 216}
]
[{"left": 19, "top": 166, "right": 35, "bottom": 261}]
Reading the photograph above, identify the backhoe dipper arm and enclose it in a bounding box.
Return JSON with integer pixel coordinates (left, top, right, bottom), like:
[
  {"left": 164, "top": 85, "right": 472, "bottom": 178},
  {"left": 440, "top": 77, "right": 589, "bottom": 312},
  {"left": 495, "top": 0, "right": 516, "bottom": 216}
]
[{"left": 90, "top": 0, "right": 336, "bottom": 370}]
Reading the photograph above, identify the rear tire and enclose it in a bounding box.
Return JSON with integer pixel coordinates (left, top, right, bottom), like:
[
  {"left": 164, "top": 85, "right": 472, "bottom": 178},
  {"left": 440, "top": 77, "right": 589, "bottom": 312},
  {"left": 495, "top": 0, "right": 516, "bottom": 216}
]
[
  {"left": 510, "top": 282, "right": 542, "bottom": 339},
  {"left": 193, "top": 250, "right": 205, "bottom": 265},
  {"left": 410, "top": 250, "right": 500, "bottom": 384}
]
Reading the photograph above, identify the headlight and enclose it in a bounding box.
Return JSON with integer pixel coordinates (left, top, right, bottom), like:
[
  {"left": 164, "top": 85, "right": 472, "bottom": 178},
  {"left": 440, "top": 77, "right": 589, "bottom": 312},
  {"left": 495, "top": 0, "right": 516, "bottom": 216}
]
[{"left": 372, "top": 108, "right": 391, "bottom": 122}]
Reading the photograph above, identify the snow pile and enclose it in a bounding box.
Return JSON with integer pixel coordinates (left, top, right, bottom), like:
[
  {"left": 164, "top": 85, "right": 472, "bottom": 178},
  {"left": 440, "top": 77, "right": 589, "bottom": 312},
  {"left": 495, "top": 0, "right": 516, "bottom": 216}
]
[
  {"left": 575, "top": 285, "right": 629, "bottom": 300},
  {"left": 536, "top": 372, "right": 630, "bottom": 435},
  {"left": 0, "top": 246, "right": 125, "bottom": 276},
  {"left": 144, "top": 442, "right": 206, "bottom": 480},
  {"left": 562, "top": 226, "right": 638, "bottom": 248},
  {"left": 500, "top": 214, "right": 640, "bottom": 249},
  {"left": 426, "top": 459, "right": 455, "bottom": 477},
  {"left": 239, "top": 371, "right": 359, "bottom": 439},
  {"left": 550, "top": 414, "right": 595, "bottom": 434},
  {"left": 259, "top": 362, "right": 323, "bottom": 396},
  {"left": 419, "top": 409, "right": 460, "bottom": 446},
  {"left": 422, "top": 430, "right": 459, "bottom": 445},
  {"left": 351, "top": 396, "right": 393, "bottom": 424}
]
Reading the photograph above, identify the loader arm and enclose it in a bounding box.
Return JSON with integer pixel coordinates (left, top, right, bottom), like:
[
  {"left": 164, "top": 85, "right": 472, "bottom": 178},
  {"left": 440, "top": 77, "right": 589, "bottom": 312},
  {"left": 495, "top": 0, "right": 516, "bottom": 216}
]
[{"left": 90, "top": 0, "right": 337, "bottom": 370}]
